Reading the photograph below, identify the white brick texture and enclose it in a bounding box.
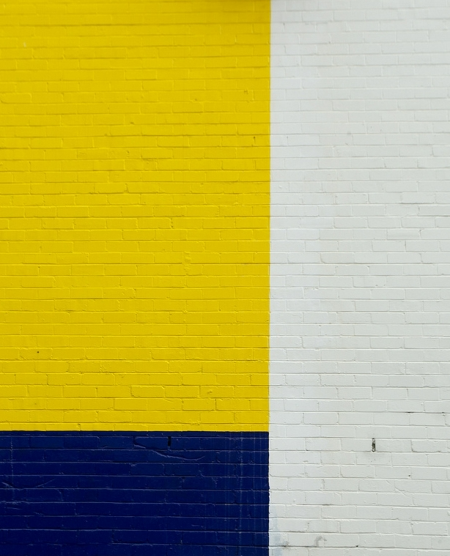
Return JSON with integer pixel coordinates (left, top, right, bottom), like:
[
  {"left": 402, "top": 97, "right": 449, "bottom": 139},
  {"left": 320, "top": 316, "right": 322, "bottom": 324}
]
[{"left": 270, "top": 1, "right": 450, "bottom": 554}]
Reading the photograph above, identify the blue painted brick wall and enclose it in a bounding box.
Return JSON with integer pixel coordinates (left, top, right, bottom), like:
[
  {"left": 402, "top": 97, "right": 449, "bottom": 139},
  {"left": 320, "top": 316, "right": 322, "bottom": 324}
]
[{"left": 0, "top": 432, "right": 269, "bottom": 556}]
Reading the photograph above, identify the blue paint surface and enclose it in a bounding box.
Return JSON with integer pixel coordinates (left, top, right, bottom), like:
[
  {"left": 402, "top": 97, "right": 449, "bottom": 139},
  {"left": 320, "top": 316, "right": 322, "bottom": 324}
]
[{"left": 0, "top": 432, "right": 268, "bottom": 555}]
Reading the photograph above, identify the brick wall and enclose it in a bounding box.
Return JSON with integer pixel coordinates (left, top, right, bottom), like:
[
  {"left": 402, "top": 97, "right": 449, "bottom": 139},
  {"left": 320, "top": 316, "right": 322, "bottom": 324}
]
[
  {"left": 0, "top": 0, "right": 270, "bottom": 553},
  {"left": 1, "top": 431, "right": 268, "bottom": 556},
  {"left": 3, "top": 0, "right": 449, "bottom": 553},
  {"left": 270, "top": 1, "right": 450, "bottom": 553},
  {"left": 0, "top": 0, "right": 270, "bottom": 432}
]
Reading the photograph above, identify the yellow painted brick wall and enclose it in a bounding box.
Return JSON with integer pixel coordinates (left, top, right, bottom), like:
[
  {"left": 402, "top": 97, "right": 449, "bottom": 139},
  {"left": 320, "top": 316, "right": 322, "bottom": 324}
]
[{"left": 0, "top": 0, "right": 270, "bottom": 431}]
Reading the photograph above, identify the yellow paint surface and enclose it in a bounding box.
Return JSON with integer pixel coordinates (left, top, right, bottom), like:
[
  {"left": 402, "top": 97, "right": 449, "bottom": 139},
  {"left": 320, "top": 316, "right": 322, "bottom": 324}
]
[{"left": 0, "top": 0, "right": 270, "bottom": 431}]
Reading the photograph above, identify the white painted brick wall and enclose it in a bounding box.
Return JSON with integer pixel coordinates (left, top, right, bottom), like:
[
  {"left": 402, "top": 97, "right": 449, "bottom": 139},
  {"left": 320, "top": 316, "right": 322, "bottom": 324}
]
[{"left": 270, "top": 1, "right": 450, "bottom": 554}]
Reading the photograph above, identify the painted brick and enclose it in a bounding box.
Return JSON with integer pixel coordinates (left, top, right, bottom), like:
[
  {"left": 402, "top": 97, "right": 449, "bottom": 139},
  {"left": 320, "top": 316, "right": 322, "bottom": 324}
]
[
  {"left": 0, "top": 0, "right": 270, "bottom": 432},
  {"left": 270, "top": 0, "right": 450, "bottom": 554},
  {"left": 0, "top": 0, "right": 270, "bottom": 553},
  {"left": 0, "top": 432, "right": 268, "bottom": 556}
]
